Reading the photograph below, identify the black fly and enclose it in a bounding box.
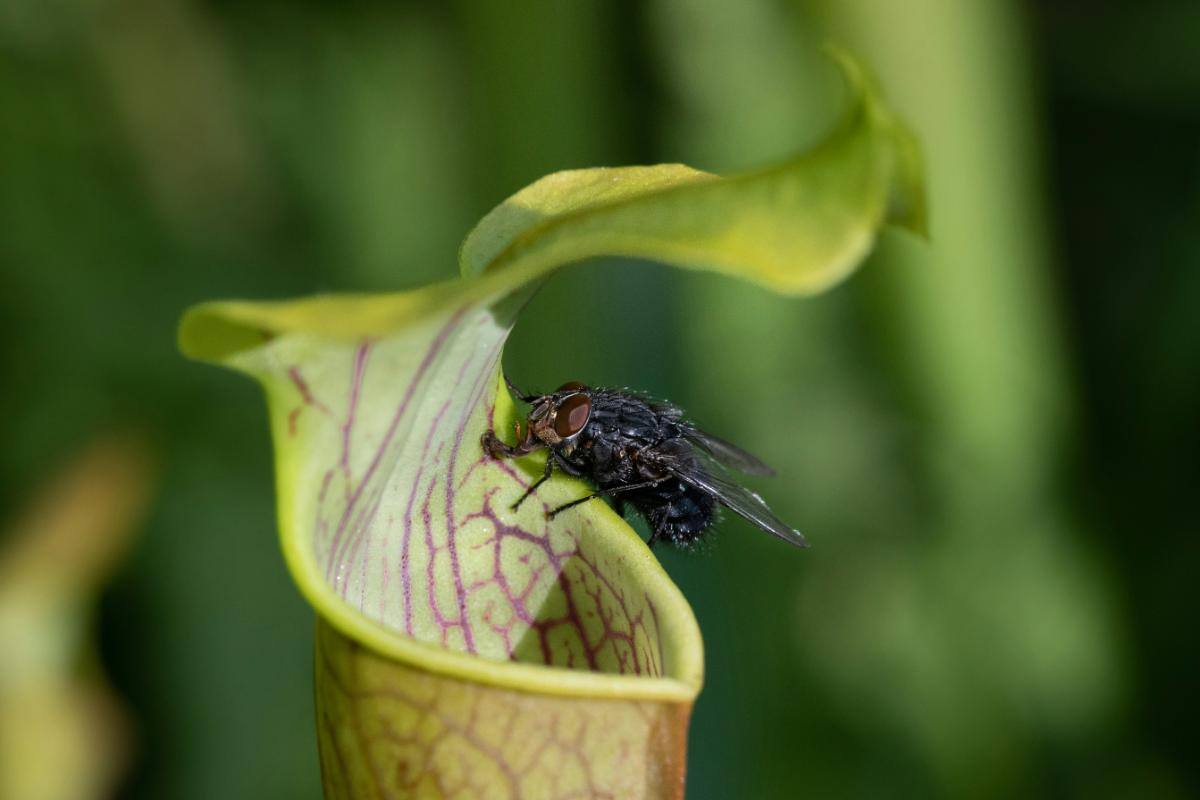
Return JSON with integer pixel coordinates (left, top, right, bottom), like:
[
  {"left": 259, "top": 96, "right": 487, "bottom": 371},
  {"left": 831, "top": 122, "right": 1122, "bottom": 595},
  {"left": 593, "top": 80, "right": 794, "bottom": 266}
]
[{"left": 481, "top": 380, "right": 808, "bottom": 550}]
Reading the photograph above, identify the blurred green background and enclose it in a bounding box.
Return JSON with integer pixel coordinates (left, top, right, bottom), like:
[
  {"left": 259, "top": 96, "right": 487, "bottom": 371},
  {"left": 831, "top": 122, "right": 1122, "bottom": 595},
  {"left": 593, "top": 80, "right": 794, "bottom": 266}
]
[{"left": 2, "top": 0, "right": 1197, "bottom": 798}]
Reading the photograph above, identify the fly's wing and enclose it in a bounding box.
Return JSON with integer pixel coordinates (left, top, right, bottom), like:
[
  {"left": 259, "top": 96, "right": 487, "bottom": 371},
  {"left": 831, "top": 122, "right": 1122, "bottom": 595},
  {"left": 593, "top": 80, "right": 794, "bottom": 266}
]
[
  {"left": 641, "top": 440, "right": 808, "bottom": 548},
  {"left": 681, "top": 463, "right": 809, "bottom": 548},
  {"left": 635, "top": 391, "right": 775, "bottom": 476},
  {"left": 680, "top": 425, "right": 775, "bottom": 476}
]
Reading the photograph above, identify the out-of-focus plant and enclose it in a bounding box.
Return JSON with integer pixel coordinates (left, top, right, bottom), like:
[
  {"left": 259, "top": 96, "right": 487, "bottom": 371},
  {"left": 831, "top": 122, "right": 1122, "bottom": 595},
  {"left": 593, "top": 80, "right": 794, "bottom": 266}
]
[
  {"left": 179, "top": 51, "right": 924, "bottom": 798},
  {"left": 653, "top": 1, "right": 1125, "bottom": 795},
  {"left": 0, "top": 435, "right": 154, "bottom": 800}
]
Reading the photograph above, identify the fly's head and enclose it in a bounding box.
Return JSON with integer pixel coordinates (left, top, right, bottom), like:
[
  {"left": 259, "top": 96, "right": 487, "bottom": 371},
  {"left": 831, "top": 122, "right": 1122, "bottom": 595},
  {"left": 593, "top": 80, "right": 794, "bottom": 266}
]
[
  {"left": 483, "top": 379, "right": 594, "bottom": 461},
  {"left": 527, "top": 382, "right": 592, "bottom": 451}
]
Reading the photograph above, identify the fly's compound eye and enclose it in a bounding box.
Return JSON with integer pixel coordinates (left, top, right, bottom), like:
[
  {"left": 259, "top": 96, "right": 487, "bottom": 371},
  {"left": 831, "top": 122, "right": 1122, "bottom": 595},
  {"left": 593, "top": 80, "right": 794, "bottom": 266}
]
[
  {"left": 556, "top": 381, "right": 587, "bottom": 393},
  {"left": 553, "top": 393, "right": 592, "bottom": 439}
]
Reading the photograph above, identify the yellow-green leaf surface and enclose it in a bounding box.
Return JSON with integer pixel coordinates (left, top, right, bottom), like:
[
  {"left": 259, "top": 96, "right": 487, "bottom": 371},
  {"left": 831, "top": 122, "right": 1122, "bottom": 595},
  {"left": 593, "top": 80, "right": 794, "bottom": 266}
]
[{"left": 179, "top": 50, "right": 923, "bottom": 799}]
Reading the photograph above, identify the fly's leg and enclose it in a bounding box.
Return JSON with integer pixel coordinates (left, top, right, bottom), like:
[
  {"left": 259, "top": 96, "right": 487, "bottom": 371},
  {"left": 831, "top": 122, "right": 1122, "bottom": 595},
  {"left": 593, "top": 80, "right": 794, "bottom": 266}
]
[
  {"left": 546, "top": 479, "right": 666, "bottom": 520},
  {"left": 482, "top": 421, "right": 552, "bottom": 510},
  {"left": 481, "top": 421, "right": 540, "bottom": 460},
  {"left": 505, "top": 375, "right": 539, "bottom": 403},
  {"left": 511, "top": 457, "right": 553, "bottom": 511}
]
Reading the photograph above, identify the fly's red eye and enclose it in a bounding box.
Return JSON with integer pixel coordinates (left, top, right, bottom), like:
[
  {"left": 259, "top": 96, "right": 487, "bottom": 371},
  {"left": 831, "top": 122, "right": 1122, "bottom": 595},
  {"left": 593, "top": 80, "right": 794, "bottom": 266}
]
[
  {"left": 556, "top": 381, "right": 587, "bottom": 393},
  {"left": 553, "top": 393, "right": 591, "bottom": 439}
]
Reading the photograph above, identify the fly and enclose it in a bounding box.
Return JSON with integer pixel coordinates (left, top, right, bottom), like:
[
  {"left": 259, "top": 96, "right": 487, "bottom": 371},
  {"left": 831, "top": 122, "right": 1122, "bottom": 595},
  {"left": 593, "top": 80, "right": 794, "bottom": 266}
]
[{"left": 481, "top": 379, "right": 808, "bottom": 550}]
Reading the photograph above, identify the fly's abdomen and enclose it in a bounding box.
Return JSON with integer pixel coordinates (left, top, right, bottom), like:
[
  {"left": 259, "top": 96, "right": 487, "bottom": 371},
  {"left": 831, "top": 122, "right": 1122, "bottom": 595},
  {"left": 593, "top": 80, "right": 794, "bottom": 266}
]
[{"left": 629, "top": 480, "right": 716, "bottom": 547}]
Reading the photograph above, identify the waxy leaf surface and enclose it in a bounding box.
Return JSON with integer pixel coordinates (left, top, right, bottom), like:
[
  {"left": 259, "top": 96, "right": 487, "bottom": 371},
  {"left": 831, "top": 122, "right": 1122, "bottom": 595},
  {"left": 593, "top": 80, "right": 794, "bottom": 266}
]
[{"left": 179, "top": 50, "right": 924, "bottom": 799}]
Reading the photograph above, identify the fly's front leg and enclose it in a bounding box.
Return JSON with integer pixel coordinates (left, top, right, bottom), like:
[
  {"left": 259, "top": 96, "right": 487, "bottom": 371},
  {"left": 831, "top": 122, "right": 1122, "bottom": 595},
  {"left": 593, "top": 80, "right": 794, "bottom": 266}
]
[
  {"left": 482, "top": 420, "right": 551, "bottom": 510},
  {"left": 481, "top": 420, "right": 540, "bottom": 460},
  {"left": 504, "top": 375, "right": 539, "bottom": 403},
  {"left": 511, "top": 457, "right": 553, "bottom": 511}
]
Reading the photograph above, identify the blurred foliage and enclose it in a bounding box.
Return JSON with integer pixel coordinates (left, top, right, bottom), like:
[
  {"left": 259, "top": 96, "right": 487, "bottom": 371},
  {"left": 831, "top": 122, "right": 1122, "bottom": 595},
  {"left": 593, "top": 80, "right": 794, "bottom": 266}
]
[
  {"left": 0, "top": 436, "right": 152, "bottom": 800},
  {"left": 1, "top": 1, "right": 1197, "bottom": 799}
]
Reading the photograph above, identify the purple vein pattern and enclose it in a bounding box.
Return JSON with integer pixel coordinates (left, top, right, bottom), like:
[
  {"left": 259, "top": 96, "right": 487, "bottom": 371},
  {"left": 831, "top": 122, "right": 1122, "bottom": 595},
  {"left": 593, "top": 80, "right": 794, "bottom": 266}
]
[
  {"left": 315, "top": 620, "right": 689, "bottom": 799},
  {"left": 280, "top": 305, "right": 667, "bottom": 677}
]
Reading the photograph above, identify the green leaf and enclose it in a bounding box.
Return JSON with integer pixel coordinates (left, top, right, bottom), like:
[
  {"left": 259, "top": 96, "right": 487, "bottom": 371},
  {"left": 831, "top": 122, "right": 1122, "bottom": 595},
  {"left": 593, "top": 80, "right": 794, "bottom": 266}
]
[
  {"left": 459, "top": 47, "right": 925, "bottom": 292},
  {"left": 179, "top": 49, "right": 922, "bottom": 798}
]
